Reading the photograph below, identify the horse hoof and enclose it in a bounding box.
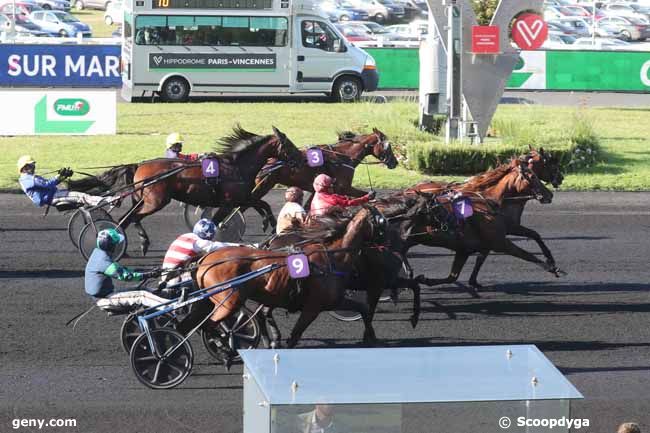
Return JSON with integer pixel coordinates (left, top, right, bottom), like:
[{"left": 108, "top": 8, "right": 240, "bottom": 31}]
[
  {"left": 409, "top": 315, "right": 419, "bottom": 329},
  {"left": 469, "top": 281, "right": 484, "bottom": 291},
  {"left": 140, "top": 241, "right": 150, "bottom": 256},
  {"left": 552, "top": 267, "right": 567, "bottom": 277}
]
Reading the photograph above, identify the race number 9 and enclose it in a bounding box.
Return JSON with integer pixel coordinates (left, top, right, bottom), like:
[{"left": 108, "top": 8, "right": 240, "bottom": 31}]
[
  {"left": 201, "top": 158, "right": 219, "bottom": 178},
  {"left": 287, "top": 254, "right": 310, "bottom": 279},
  {"left": 306, "top": 148, "right": 324, "bottom": 168}
]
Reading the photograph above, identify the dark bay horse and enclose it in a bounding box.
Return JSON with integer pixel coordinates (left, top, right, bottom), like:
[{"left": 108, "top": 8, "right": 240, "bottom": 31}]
[
  {"left": 119, "top": 126, "right": 303, "bottom": 254},
  {"left": 402, "top": 158, "right": 563, "bottom": 294},
  {"left": 409, "top": 148, "right": 564, "bottom": 289},
  {"left": 194, "top": 207, "right": 397, "bottom": 351}
]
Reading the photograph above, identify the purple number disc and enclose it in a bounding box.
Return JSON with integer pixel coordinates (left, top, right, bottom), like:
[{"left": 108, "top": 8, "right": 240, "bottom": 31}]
[
  {"left": 201, "top": 158, "right": 219, "bottom": 178},
  {"left": 454, "top": 198, "right": 473, "bottom": 219},
  {"left": 287, "top": 254, "right": 310, "bottom": 279},
  {"left": 306, "top": 148, "right": 324, "bottom": 167}
]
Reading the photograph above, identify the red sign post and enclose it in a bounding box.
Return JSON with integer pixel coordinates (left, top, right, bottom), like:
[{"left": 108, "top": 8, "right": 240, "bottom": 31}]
[
  {"left": 471, "top": 25, "right": 500, "bottom": 54},
  {"left": 511, "top": 13, "right": 548, "bottom": 50}
]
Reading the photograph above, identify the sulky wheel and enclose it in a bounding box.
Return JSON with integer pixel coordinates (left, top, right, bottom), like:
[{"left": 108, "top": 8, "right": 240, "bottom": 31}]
[
  {"left": 201, "top": 307, "right": 261, "bottom": 364},
  {"left": 182, "top": 204, "right": 215, "bottom": 231},
  {"left": 67, "top": 207, "right": 112, "bottom": 248},
  {"left": 78, "top": 220, "right": 127, "bottom": 261},
  {"left": 329, "top": 289, "right": 365, "bottom": 322},
  {"left": 120, "top": 312, "right": 177, "bottom": 354},
  {"left": 214, "top": 208, "right": 246, "bottom": 242},
  {"left": 130, "top": 328, "right": 193, "bottom": 390}
]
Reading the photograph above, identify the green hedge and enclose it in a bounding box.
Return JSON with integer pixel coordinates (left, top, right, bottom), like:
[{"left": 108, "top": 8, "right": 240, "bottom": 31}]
[{"left": 406, "top": 112, "right": 603, "bottom": 175}]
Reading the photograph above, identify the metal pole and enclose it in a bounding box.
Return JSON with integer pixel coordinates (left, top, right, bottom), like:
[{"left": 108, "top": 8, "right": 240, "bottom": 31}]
[
  {"left": 445, "top": 0, "right": 454, "bottom": 144},
  {"left": 592, "top": 0, "right": 596, "bottom": 46},
  {"left": 10, "top": 0, "right": 16, "bottom": 36}
]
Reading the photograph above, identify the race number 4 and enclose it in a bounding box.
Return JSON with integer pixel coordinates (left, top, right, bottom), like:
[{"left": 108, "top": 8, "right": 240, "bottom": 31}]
[
  {"left": 287, "top": 254, "right": 310, "bottom": 279},
  {"left": 453, "top": 198, "right": 474, "bottom": 219},
  {"left": 306, "top": 148, "right": 324, "bottom": 167},
  {"left": 201, "top": 158, "right": 219, "bottom": 178}
]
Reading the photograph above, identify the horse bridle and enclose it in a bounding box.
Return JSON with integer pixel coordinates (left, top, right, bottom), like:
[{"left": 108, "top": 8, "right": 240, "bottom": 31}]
[
  {"left": 365, "top": 132, "right": 395, "bottom": 166},
  {"left": 517, "top": 161, "right": 548, "bottom": 202}
]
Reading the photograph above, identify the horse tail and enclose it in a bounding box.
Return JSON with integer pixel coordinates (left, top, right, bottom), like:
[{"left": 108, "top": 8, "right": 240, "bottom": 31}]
[{"left": 68, "top": 164, "right": 137, "bottom": 194}]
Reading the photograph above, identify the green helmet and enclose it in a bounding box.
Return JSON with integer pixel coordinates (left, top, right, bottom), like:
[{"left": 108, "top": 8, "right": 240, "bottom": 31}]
[{"left": 96, "top": 228, "right": 125, "bottom": 251}]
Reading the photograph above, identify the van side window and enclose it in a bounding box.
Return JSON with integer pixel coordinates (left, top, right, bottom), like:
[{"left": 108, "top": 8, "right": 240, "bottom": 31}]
[{"left": 301, "top": 20, "right": 339, "bottom": 51}]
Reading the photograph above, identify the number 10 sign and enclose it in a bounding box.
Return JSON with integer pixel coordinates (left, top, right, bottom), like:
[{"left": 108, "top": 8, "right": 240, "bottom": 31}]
[{"left": 287, "top": 254, "right": 310, "bottom": 279}]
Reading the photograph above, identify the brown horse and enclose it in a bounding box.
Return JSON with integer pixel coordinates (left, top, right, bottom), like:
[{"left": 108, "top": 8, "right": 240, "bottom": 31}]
[
  {"left": 250, "top": 128, "right": 398, "bottom": 225},
  {"left": 120, "top": 126, "right": 303, "bottom": 254},
  {"left": 402, "top": 158, "right": 562, "bottom": 294},
  {"left": 193, "top": 207, "right": 391, "bottom": 351},
  {"left": 409, "top": 148, "right": 563, "bottom": 289}
]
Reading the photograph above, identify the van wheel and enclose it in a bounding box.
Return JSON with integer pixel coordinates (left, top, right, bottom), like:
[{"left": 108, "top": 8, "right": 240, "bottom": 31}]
[
  {"left": 161, "top": 77, "right": 190, "bottom": 102},
  {"left": 374, "top": 13, "right": 385, "bottom": 22},
  {"left": 75, "top": 0, "right": 84, "bottom": 10},
  {"left": 59, "top": 29, "right": 69, "bottom": 37},
  {"left": 332, "top": 76, "right": 362, "bottom": 102},
  {"left": 42, "top": 4, "right": 51, "bottom": 9}
]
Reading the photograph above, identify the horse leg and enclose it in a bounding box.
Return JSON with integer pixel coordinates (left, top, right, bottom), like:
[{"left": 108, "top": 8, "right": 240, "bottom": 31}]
[
  {"left": 468, "top": 251, "right": 489, "bottom": 291},
  {"left": 120, "top": 187, "right": 168, "bottom": 255},
  {"left": 286, "top": 307, "right": 320, "bottom": 349},
  {"left": 336, "top": 295, "right": 377, "bottom": 347},
  {"left": 260, "top": 306, "right": 282, "bottom": 348},
  {"left": 252, "top": 199, "right": 276, "bottom": 233},
  {"left": 416, "top": 252, "right": 477, "bottom": 297},
  {"left": 132, "top": 221, "right": 151, "bottom": 256},
  {"left": 496, "top": 238, "right": 565, "bottom": 277},
  {"left": 508, "top": 224, "right": 556, "bottom": 267}
]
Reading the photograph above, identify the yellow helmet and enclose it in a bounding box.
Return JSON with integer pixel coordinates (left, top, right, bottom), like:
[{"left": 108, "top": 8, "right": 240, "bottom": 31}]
[
  {"left": 166, "top": 132, "right": 184, "bottom": 149},
  {"left": 17, "top": 155, "right": 35, "bottom": 173}
]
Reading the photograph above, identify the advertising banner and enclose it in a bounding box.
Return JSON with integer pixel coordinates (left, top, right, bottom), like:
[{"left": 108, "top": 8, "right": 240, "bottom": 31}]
[
  {"left": 0, "top": 44, "right": 121, "bottom": 87},
  {"left": 0, "top": 90, "right": 116, "bottom": 135},
  {"left": 507, "top": 50, "right": 547, "bottom": 89},
  {"left": 148, "top": 53, "right": 276, "bottom": 70}
]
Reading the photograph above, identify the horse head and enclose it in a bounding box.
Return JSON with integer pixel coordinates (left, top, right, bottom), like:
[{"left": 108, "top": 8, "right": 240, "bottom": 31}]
[
  {"left": 524, "top": 146, "right": 564, "bottom": 188},
  {"left": 271, "top": 126, "right": 304, "bottom": 168},
  {"left": 367, "top": 128, "right": 398, "bottom": 169},
  {"left": 516, "top": 159, "right": 554, "bottom": 204}
]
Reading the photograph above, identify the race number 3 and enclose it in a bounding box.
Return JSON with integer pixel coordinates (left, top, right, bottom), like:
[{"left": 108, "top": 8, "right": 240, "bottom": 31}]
[
  {"left": 306, "top": 148, "right": 324, "bottom": 167},
  {"left": 201, "top": 158, "right": 219, "bottom": 178},
  {"left": 287, "top": 254, "right": 310, "bottom": 279},
  {"left": 453, "top": 198, "right": 474, "bottom": 219}
]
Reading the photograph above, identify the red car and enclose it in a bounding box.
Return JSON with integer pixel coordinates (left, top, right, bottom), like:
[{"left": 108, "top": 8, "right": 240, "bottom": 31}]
[
  {"left": 568, "top": 4, "right": 606, "bottom": 20},
  {"left": 0, "top": 1, "right": 43, "bottom": 17},
  {"left": 335, "top": 23, "right": 377, "bottom": 42}
]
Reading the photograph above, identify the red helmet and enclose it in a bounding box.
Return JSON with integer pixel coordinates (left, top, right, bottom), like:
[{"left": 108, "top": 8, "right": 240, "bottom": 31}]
[{"left": 313, "top": 174, "right": 334, "bottom": 192}]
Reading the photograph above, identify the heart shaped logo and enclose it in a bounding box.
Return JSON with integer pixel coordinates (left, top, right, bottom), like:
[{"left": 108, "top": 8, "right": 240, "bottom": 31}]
[
  {"left": 153, "top": 55, "right": 163, "bottom": 66},
  {"left": 512, "top": 13, "right": 548, "bottom": 50}
]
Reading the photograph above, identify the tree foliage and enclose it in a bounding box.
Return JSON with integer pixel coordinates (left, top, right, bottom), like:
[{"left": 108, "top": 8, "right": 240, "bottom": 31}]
[{"left": 472, "top": 0, "right": 499, "bottom": 25}]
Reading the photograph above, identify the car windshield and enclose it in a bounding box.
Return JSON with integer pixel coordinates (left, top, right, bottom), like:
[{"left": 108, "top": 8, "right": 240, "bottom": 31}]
[
  {"left": 338, "top": 1, "right": 355, "bottom": 8},
  {"left": 54, "top": 12, "right": 78, "bottom": 22},
  {"left": 559, "top": 34, "right": 576, "bottom": 43},
  {"left": 339, "top": 26, "right": 366, "bottom": 36},
  {"left": 365, "top": 22, "right": 387, "bottom": 33}
]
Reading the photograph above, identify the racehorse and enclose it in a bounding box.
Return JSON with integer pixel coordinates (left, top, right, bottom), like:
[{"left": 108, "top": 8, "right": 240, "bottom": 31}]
[
  {"left": 408, "top": 148, "right": 564, "bottom": 289},
  {"left": 119, "top": 126, "right": 304, "bottom": 254},
  {"left": 193, "top": 206, "right": 397, "bottom": 352},
  {"left": 251, "top": 128, "right": 399, "bottom": 225},
  {"left": 402, "top": 158, "right": 562, "bottom": 294}
]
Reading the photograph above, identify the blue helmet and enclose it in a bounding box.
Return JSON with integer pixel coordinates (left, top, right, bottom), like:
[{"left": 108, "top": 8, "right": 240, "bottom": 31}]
[
  {"left": 96, "top": 228, "right": 125, "bottom": 251},
  {"left": 193, "top": 218, "right": 216, "bottom": 240}
]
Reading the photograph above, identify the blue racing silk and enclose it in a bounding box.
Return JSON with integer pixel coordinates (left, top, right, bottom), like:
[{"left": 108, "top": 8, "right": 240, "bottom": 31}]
[
  {"left": 19, "top": 173, "right": 61, "bottom": 207},
  {"left": 84, "top": 248, "right": 143, "bottom": 297}
]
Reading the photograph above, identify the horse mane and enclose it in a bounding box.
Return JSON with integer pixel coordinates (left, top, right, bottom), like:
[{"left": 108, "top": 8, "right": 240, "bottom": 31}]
[
  {"left": 297, "top": 209, "right": 355, "bottom": 242},
  {"left": 336, "top": 130, "right": 358, "bottom": 141},
  {"left": 461, "top": 159, "right": 519, "bottom": 191},
  {"left": 214, "top": 124, "right": 270, "bottom": 160},
  {"left": 374, "top": 193, "right": 417, "bottom": 218}
]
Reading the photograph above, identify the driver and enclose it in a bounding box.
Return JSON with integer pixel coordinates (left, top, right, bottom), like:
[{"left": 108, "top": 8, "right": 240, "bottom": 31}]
[
  {"left": 165, "top": 133, "right": 200, "bottom": 160},
  {"left": 161, "top": 219, "right": 242, "bottom": 285},
  {"left": 310, "top": 174, "right": 375, "bottom": 217},
  {"left": 85, "top": 228, "right": 163, "bottom": 309},
  {"left": 17, "top": 155, "right": 117, "bottom": 208}
]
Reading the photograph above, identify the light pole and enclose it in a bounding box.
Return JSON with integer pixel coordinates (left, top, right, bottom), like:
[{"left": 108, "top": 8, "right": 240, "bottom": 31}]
[
  {"left": 592, "top": 0, "right": 596, "bottom": 46},
  {"left": 444, "top": 0, "right": 457, "bottom": 143}
]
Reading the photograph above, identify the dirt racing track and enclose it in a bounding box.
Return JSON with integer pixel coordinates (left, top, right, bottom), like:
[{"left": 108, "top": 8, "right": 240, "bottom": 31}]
[{"left": 1, "top": 191, "right": 650, "bottom": 433}]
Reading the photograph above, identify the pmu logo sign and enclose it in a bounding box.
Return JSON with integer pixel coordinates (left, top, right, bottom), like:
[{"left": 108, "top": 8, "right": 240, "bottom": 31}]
[
  {"left": 54, "top": 99, "right": 90, "bottom": 116},
  {"left": 0, "top": 44, "right": 121, "bottom": 87}
]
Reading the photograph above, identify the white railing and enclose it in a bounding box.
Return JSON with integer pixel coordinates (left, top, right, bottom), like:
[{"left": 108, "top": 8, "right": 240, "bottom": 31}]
[
  {"left": 0, "top": 32, "right": 120, "bottom": 45},
  {"left": 353, "top": 39, "right": 422, "bottom": 49}
]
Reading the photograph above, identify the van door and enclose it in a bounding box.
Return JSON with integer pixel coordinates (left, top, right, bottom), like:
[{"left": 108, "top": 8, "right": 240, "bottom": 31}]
[{"left": 294, "top": 18, "right": 345, "bottom": 92}]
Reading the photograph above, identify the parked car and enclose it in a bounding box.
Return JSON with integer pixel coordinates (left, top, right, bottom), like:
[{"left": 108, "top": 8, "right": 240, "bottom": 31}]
[
  {"left": 552, "top": 16, "right": 593, "bottom": 36},
  {"left": 623, "top": 3, "right": 650, "bottom": 20},
  {"left": 596, "top": 15, "right": 650, "bottom": 41},
  {"left": 0, "top": 12, "right": 50, "bottom": 35},
  {"left": 375, "top": 0, "right": 405, "bottom": 22},
  {"left": 321, "top": 1, "right": 369, "bottom": 22},
  {"left": 601, "top": 3, "right": 650, "bottom": 21},
  {"left": 103, "top": 0, "right": 121, "bottom": 25},
  {"left": 73, "top": 0, "right": 111, "bottom": 11},
  {"left": 34, "top": 0, "right": 70, "bottom": 11},
  {"left": 544, "top": 5, "right": 581, "bottom": 20},
  {"left": 0, "top": 1, "right": 43, "bottom": 17},
  {"left": 547, "top": 19, "right": 583, "bottom": 36},
  {"left": 393, "top": 0, "right": 423, "bottom": 20},
  {"left": 346, "top": 20, "right": 411, "bottom": 44},
  {"left": 385, "top": 21, "right": 427, "bottom": 40},
  {"left": 335, "top": 23, "right": 377, "bottom": 42},
  {"left": 29, "top": 9, "right": 91, "bottom": 36},
  {"left": 569, "top": 3, "right": 606, "bottom": 20},
  {"left": 347, "top": 0, "right": 392, "bottom": 22},
  {"left": 573, "top": 36, "right": 632, "bottom": 49},
  {"left": 542, "top": 29, "right": 577, "bottom": 48}
]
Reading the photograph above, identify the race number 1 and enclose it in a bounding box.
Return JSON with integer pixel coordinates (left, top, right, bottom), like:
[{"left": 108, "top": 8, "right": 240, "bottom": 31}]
[
  {"left": 453, "top": 198, "right": 474, "bottom": 219},
  {"left": 306, "top": 148, "right": 324, "bottom": 167},
  {"left": 201, "top": 158, "right": 219, "bottom": 178},
  {"left": 287, "top": 254, "right": 310, "bottom": 279}
]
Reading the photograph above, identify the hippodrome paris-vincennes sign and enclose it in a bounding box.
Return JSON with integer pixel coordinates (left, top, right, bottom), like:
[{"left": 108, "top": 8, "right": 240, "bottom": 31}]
[{"left": 425, "top": 0, "right": 544, "bottom": 140}]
